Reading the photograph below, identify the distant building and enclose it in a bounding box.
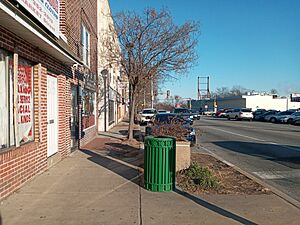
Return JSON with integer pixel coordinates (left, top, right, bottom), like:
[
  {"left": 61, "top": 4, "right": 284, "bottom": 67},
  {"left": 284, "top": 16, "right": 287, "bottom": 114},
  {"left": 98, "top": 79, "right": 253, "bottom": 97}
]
[{"left": 192, "top": 94, "right": 300, "bottom": 112}]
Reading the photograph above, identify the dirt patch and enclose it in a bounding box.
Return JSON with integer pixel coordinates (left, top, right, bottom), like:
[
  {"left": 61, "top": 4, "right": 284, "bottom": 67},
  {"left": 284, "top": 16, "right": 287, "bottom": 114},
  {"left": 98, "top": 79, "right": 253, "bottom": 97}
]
[{"left": 176, "top": 153, "right": 271, "bottom": 195}]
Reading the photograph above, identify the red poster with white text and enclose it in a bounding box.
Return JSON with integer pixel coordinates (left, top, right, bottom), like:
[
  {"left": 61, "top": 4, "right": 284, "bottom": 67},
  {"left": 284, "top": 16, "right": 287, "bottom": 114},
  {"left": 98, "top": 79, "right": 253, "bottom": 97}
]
[{"left": 17, "top": 65, "right": 33, "bottom": 144}]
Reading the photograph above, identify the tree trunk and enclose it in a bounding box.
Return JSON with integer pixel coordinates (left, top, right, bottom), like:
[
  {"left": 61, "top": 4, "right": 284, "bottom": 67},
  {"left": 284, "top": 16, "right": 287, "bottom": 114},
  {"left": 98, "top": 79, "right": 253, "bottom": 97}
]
[{"left": 128, "top": 87, "right": 136, "bottom": 140}]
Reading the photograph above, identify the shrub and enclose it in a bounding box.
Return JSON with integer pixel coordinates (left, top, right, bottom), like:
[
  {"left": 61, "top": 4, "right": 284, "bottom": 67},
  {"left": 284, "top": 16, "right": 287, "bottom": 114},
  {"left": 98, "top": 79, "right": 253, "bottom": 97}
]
[
  {"left": 151, "top": 117, "right": 190, "bottom": 141},
  {"left": 187, "top": 163, "right": 219, "bottom": 189}
]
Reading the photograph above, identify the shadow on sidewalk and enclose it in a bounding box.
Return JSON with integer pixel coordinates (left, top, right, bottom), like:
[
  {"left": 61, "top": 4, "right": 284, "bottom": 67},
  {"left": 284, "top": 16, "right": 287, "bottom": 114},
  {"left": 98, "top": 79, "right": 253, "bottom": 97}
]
[
  {"left": 80, "top": 149, "right": 142, "bottom": 186},
  {"left": 174, "top": 188, "right": 259, "bottom": 225},
  {"left": 104, "top": 142, "right": 144, "bottom": 168}
]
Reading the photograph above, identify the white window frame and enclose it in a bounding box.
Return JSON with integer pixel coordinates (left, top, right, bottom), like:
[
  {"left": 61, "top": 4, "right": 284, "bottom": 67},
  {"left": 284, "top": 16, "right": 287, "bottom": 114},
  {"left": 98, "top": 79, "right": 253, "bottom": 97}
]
[{"left": 81, "top": 24, "right": 90, "bottom": 67}]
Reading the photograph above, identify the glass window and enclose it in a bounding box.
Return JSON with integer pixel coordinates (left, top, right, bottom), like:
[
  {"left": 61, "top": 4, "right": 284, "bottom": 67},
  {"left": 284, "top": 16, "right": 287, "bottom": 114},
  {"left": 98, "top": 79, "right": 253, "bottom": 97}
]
[
  {"left": 0, "top": 49, "right": 14, "bottom": 149},
  {"left": 81, "top": 24, "right": 90, "bottom": 66},
  {"left": 0, "top": 50, "right": 33, "bottom": 150},
  {"left": 82, "top": 89, "right": 95, "bottom": 129},
  {"left": 241, "top": 108, "right": 252, "bottom": 112}
]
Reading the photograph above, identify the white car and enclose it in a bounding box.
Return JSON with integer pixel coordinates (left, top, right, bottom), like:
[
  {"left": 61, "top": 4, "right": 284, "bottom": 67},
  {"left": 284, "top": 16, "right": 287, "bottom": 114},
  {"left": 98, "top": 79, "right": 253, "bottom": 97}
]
[
  {"left": 139, "top": 108, "right": 157, "bottom": 124},
  {"left": 157, "top": 109, "right": 170, "bottom": 113},
  {"left": 280, "top": 111, "right": 300, "bottom": 124},
  {"left": 227, "top": 108, "right": 253, "bottom": 121}
]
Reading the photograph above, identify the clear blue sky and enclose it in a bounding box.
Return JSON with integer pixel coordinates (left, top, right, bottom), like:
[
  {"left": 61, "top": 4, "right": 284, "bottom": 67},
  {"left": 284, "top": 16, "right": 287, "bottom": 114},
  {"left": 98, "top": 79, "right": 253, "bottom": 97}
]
[{"left": 109, "top": 0, "right": 300, "bottom": 98}]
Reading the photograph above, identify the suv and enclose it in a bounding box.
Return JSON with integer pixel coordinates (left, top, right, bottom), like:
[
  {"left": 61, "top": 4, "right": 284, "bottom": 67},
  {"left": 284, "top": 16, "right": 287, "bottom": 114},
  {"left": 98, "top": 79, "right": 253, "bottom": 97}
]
[
  {"left": 138, "top": 108, "right": 157, "bottom": 125},
  {"left": 227, "top": 108, "right": 253, "bottom": 121}
]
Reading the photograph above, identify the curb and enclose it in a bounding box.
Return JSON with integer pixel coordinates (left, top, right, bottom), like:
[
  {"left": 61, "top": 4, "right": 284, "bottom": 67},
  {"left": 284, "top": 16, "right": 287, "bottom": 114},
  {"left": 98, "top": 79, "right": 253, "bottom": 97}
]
[{"left": 197, "top": 145, "right": 300, "bottom": 210}]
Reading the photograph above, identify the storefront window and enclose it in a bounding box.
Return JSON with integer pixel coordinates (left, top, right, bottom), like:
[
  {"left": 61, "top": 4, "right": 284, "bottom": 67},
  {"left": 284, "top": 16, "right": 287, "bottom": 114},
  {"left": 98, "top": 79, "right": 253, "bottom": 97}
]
[
  {"left": 0, "top": 50, "right": 33, "bottom": 150},
  {"left": 0, "top": 49, "right": 14, "bottom": 149},
  {"left": 82, "top": 89, "right": 95, "bottom": 129}
]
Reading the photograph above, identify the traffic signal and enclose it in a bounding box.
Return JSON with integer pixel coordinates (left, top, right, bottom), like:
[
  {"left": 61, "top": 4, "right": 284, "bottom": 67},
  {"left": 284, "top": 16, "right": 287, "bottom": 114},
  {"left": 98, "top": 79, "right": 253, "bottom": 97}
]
[{"left": 166, "top": 90, "right": 170, "bottom": 99}]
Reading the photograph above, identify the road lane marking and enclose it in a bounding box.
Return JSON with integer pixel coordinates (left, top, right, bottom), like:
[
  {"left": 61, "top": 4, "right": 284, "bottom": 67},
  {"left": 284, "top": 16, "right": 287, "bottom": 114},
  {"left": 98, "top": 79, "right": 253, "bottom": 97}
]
[
  {"left": 253, "top": 170, "right": 300, "bottom": 180},
  {"left": 201, "top": 118, "right": 300, "bottom": 135},
  {"left": 198, "top": 145, "right": 235, "bottom": 167},
  {"left": 206, "top": 126, "right": 265, "bottom": 141},
  {"left": 268, "top": 142, "right": 300, "bottom": 152},
  {"left": 204, "top": 126, "right": 300, "bottom": 152}
]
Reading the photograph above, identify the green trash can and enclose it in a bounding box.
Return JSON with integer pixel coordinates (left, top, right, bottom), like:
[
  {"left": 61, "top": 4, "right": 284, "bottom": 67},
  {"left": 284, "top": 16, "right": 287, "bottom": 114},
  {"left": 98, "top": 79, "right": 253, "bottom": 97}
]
[{"left": 144, "top": 136, "right": 176, "bottom": 192}]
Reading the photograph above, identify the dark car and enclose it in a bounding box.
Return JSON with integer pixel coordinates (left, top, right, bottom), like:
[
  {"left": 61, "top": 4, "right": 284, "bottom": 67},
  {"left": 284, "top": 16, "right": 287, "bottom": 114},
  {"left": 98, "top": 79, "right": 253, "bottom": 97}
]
[
  {"left": 145, "top": 113, "right": 196, "bottom": 145},
  {"left": 173, "top": 108, "right": 191, "bottom": 114},
  {"left": 254, "top": 110, "right": 278, "bottom": 121},
  {"left": 173, "top": 108, "right": 194, "bottom": 124},
  {"left": 190, "top": 109, "right": 201, "bottom": 120},
  {"left": 253, "top": 109, "right": 267, "bottom": 117},
  {"left": 293, "top": 117, "right": 300, "bottom": 125}
]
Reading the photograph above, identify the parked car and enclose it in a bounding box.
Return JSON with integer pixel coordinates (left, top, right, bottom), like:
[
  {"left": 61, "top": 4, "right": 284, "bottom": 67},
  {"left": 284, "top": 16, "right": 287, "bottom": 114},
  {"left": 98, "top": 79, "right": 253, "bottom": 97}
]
[
  {"left": 215, "top": 109, "right": 225, "bottom": 117},
  {"left": 227, "top": 108, "right": 253, "bottom": 121},
  {"left": 138, "top": 108, "right": 157, "bottom": 125},
  {"left": 203, "top": 111, "right": 215, "bottom": 116},
  {"left": 217, "top": 108, "right": 232, "bottom": 118},
  {"left": 255, "top": 110, "right": 278, "bottom": 121},
  {"left": 265, "top": 111, "right": 294, "bottom": 123},
  {"left": 253, "top": 109, "right": 267, "bottom": 117},
  {"left": 280, "top": 111, "right": 300, "bottom": 124},
  {"left": 173, "top": 108, "right": 194, "bottom": 122},
  {"left": 145, "top": 113, "right": 196, "bottom": 145},
  {"left": 157, "top": 109, "right": 170, "bottom": 113},
  {"left": 173, "top": 108, "right": 190, "bottom": 114},
  {"left": 222, "top": 109, "right": 233, "bottom": 118},
  {"left": 292, "top": 117, "right": 300, "bottom": 125},
  {"left": 190, "top": 109, "right": 201, "bottom": 120}
]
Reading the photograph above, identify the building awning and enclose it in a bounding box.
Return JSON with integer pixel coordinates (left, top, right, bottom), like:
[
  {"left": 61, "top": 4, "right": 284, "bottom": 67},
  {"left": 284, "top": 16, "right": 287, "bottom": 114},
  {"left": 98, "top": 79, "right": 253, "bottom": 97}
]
[{"left": 0, "top": 1, "right": 80, "bottom": 66}]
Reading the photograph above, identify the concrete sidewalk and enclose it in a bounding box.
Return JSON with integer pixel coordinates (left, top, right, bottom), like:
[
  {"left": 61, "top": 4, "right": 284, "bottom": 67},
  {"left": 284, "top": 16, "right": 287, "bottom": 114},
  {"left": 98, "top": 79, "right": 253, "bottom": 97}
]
[{"left": 1, "top": 121, "right": 300, "bottom": 225}]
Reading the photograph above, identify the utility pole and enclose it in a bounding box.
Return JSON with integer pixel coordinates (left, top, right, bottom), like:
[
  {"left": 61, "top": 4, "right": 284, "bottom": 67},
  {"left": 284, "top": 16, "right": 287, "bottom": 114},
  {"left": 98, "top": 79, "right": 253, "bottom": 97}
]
[
  {"left": 207, "top": 76, "right": 211, "bottom": 98},
  {"left": 197, "top": 76, "right": 200, "bottom": 100}
]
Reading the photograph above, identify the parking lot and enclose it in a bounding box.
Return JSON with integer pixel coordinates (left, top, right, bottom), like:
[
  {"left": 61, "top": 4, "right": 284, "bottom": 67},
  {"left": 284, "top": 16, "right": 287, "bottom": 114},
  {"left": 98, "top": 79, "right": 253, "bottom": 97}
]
[{"left": 194, "top": 116, "right": 300, "bottom": 202}]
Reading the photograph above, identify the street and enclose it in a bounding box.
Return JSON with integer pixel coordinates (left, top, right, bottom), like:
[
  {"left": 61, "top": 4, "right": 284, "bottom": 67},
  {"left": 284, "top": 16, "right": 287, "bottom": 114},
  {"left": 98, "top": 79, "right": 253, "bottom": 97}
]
[{"left": 193, "top": 116, "right": 300, "bottom": 202}]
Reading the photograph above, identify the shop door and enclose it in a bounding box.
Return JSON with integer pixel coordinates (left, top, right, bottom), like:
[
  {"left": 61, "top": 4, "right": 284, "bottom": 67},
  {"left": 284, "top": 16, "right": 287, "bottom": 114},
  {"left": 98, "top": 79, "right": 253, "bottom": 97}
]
[
  {"left": 47, "top": 75, "right": 58, "bottom": 157},
  {"left": 71, "top": 85, "right": 79, "bottom": 149}
]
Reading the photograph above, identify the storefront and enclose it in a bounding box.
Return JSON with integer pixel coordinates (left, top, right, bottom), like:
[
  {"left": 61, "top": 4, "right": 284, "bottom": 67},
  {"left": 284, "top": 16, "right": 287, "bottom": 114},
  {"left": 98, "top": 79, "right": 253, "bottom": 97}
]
[{"left": 0, "top": 49, "right": 35, "bottom": 150}]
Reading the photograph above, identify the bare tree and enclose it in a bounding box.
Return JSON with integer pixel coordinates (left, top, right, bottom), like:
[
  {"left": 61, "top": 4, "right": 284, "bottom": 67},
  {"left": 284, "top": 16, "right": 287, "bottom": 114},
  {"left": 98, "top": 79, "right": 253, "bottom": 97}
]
[
  {"left": 101, "top": 8, "right": 199, "bottom": 139},
  {"left": 212, "top": 86, "right": 250, "bottom": 98},
  {"left": 270, "top": 89, "right": 278, "bottom": 95}
]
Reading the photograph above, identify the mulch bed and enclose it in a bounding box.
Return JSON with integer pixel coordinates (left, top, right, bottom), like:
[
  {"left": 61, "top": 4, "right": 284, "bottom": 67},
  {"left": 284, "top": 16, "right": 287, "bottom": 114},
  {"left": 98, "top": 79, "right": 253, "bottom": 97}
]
[{"left": 176, "top": 153, "right": 271, "bottom": 195}]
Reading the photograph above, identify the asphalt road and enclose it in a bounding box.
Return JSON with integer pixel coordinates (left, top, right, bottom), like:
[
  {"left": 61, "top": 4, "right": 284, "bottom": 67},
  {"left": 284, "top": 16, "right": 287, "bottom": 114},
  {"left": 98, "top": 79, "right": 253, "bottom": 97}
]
[{"left": 193, "top": 116, "right": 300, "bottom": 202}]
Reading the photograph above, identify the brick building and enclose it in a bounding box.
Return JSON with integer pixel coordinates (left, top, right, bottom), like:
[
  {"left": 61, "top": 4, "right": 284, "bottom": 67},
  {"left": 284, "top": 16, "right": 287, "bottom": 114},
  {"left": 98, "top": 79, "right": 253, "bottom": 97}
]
[
  {"left": 97, "top": 0, "right": 128, "bottom": 132},
  {"left": 0, "top": 0, "right": 98, "bottom": 199}
]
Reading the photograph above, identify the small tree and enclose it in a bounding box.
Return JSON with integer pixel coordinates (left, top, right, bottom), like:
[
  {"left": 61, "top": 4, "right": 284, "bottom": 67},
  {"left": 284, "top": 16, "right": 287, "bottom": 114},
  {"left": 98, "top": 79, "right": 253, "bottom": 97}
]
[{"left": 101, "top": 8, "right": 199, "bottom": 139}]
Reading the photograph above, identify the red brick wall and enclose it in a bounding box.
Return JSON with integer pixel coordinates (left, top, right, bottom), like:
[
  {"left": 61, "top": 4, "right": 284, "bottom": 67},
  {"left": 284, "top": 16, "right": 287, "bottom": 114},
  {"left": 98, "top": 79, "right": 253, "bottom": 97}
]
[
  {"left": 0, "top": 0, "right": 99, "bottom": 199},
  {"left": 61, "top": 0, "right": 98, "bottom": 147},
  {"left": 0, "top": 65, "right": 48, "bottom": 199},
  {"left": 0, "top": 26, "right": 72, "bottom": 77},
  {"left": 63, "top": 0, "right": 98, "bottom": 74},
  {"left": 0, "top": 26, "right": 72, "bottom": 200}
]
